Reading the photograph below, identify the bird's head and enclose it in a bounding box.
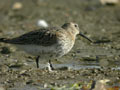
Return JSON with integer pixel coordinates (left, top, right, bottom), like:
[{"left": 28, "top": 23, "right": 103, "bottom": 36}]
[{"left": 62, "top": 22, "right": 93, "bottom": 42}]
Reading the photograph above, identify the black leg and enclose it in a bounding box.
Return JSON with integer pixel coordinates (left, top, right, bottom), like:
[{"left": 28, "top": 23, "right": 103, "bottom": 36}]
[
  {"left": 48, "top": 60, "right": 54, "bottom": 70},
  {"left": 36, "top": 56, "right": 40, "bottom": 68}
]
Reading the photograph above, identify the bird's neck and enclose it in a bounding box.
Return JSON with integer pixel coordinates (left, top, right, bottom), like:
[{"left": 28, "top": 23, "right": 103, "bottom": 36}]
[{"left": 66, "top": 30, "right": 76, "bottom": 42}]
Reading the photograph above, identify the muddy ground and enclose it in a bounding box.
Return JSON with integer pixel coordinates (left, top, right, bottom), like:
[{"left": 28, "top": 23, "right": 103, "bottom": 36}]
[{"left": 0, "top": 0, "right": 120, "bottom": 89}]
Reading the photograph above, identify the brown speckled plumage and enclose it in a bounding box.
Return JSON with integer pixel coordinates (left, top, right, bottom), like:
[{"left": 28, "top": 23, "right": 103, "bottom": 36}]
[
  {"left": 0, "top": 22, "right": 89, "bottom": 69},
  {"left": 6, "top": 27, "right": 60, "bottom": 46}
]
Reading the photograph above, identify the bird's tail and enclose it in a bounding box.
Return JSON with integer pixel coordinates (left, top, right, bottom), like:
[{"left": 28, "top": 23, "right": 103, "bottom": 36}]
[{"left": 0, "top": 38, "right": 9, "bottom": 43}]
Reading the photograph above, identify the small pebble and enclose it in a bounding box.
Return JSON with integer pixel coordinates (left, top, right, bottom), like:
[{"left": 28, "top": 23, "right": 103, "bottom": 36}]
[
  {"left": 12, "top": 2, "right": 23, "bottom": 10},
  {"left": 37, "top": 20, "right": 48, "bottom": 27},
  {"left": 101, "top": 29, "right": 106, "bottom": 32},
  {"left": 19, "top": 70, "right": 27, "bottom": 75},
  {"left": 43, "top": 83, "right": 48, "bottom": 88}
]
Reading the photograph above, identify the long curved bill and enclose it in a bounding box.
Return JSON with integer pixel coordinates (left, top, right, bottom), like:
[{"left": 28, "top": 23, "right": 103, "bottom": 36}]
[{"left": 79, "top": 33, "right": 93, "bottom": 43}]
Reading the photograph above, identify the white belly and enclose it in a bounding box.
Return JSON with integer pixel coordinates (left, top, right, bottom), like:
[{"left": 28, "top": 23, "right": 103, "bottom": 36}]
[
  {"left": 16, "top": 44, "right": 59, "bottom": 58},
  {"left": 15, "top": 39, "right": 74, "bottom": 59}
]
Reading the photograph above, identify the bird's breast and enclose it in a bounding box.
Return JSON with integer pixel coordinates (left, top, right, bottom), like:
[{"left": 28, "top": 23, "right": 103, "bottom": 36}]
[{"left": 57, "top": 35, "right": 75, "bottom": 57}]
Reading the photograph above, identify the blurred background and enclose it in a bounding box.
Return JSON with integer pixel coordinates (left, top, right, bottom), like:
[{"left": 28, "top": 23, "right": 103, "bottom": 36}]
[{"left": 0, "top": 0, "right": 120, "bottom": 90}]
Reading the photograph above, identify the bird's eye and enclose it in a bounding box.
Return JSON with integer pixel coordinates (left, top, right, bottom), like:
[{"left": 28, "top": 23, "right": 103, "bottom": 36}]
[{"left": 74, "top": 24, "right": 78, "bottom": 27}]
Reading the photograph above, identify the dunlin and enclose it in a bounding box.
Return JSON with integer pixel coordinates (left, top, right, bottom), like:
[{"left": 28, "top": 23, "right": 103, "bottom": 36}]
[{"left": 0, "top": 22, "right": 92, "bottom": 71}]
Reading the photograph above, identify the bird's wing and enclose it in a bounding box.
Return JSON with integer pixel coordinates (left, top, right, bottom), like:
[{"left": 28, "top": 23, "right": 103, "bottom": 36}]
[{"left": 8, "top": 27, "right": 61, "bottom": 46}]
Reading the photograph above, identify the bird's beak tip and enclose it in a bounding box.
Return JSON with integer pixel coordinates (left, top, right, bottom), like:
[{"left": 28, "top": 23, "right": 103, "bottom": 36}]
[{"left": 79, "top": 33, "right": 93, "bottom": 43}]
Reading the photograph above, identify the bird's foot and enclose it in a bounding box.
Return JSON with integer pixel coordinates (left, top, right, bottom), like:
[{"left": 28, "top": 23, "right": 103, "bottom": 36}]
[{"left": 47, "top": 62, "right": 56, "bottom": 72}]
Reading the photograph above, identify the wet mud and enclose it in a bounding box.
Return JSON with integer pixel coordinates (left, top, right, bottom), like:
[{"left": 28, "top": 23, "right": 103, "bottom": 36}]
[{"left": 0, "top": 0, "right": 120, "bottom": 89}]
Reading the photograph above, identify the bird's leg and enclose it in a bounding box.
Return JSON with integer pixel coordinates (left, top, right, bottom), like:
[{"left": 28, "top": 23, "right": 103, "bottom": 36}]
[
  {"left": 36, "top": 56, "right": 40, "bottom": 68},
  {"left": 47, "top": 60, "right": 54, "bottom": 71}
]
